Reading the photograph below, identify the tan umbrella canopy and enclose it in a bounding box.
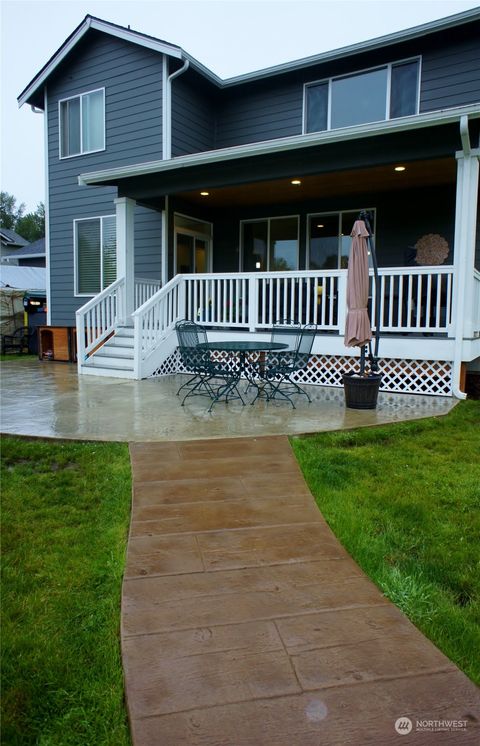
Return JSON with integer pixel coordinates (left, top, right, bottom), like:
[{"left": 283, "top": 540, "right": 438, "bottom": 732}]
[{"left": 344, "top": 219, "right": 372, "bottom": 348}]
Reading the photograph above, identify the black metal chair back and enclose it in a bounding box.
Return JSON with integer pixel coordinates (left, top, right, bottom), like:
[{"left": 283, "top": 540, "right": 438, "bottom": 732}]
[
  {"left": 294, "top": 323, "right": 317, "bottom": 371},
  {"left": 271, "top": 319, "right": 301, "bottom": 351}
]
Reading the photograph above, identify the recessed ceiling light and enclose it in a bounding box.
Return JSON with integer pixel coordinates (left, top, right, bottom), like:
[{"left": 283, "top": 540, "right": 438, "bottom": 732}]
[
  {"left": 317, "top": 224, "right": 324, "bottom": 228},
  {"left": 394, "top": 166, "right": 406, "bottom": 172},
  {"left": 291, "top": 179, "right": 302, "bottom": 185},
  {"left": 200, "top": 191, "right": 210, "bottom": 196}
]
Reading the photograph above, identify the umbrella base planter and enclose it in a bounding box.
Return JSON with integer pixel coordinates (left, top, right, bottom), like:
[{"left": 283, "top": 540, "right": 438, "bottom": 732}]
[{"left": 342, "top": 372, "right": 382, "bottom": 409}]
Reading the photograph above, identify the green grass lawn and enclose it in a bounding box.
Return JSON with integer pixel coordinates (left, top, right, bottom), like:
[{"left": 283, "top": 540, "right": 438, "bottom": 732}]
[
  {"left": 1, "top": 438, "right": 132, "bottom": 746},
  {"left": 291, "top": 400, "right": 480, "bottom": 685}
]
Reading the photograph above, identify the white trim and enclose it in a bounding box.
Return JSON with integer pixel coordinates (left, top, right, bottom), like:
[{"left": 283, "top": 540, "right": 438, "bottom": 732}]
[
  {"left": 44, "top": 87, "right": 51, "bottom": 325},
  {"left": 218, "top": 8, "right": 479, "bottom": 87},
  {"left": 58, "top": 87, "right": 105, "bottom": 159},
  {"left": 73, "top": 214, "right": 116, "bottom": 297},
  {"left": 18, "top": 8, "right": 480, "bottom": 108},
  {"left": 240, "top": 214, "right": 300, "bottom": 271},
  {"left": 78, "top": 104, "right": 480, "bottom": 187},
  {"left": 162, "top": 55, "right": 169, "bottom": 159},
  {"left": 18, "top": 17, "right": 182, "bottom": 108},
  {"left": 303, "top": 56, "right": 421, "bottom": 134}
]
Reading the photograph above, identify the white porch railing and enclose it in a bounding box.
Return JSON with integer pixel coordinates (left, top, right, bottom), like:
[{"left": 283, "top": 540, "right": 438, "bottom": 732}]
[
  {"left": 131, "top": 275, "right": 183, "bottom": 377},
  {"left": 372, "top": 267, "right": 454, "bottom": 334},
  {"left": 135, "top": 277, "right": 162, "bottom": 308},
  {"left": 77, "top": 265, "right": 457, "bottom": 378},
  {"left": 76, "top": 276, "right": 161, "bottom": 364}
]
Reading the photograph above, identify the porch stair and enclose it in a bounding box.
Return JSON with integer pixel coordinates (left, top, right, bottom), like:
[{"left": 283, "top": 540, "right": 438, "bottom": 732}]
[{"left": 81, "top": 326, "right": 136, "bottom": 378}]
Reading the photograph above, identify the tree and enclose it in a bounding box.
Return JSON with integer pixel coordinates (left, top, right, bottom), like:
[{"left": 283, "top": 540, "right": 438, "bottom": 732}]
[
  {"left": 17, "top": 204, "right": 45, "bottom": 243},
  {"left": 0, "top": 192, "right": 25, "bottom": 231},
  {"left": 0, "top": 192, "right": 44, "bottom": 242}
]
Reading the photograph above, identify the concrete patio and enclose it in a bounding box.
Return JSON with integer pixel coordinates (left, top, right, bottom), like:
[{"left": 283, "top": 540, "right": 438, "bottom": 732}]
[
  {"left": 1, "top": 360, "right": 456, "bottom": 441},
  {"left": 2, "top": 359, "right": 478, "bottom": 743}
]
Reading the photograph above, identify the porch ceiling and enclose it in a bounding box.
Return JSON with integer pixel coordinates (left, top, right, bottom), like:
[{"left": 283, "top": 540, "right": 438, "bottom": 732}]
[{"left": 174, "top": 157, "right": 456, "bottom": 208}]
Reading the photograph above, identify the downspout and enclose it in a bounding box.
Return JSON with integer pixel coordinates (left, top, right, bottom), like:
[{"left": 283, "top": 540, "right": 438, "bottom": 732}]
[
  {"left": 164, "top": 57, "right": 189, "bottom": 159},
  {"left": 451, "top": 115, "right": 473, "bottom": 399}
]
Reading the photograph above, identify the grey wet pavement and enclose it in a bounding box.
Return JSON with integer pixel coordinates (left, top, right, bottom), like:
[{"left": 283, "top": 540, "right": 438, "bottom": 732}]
[{"left": 0, "top": 359, "right": 456, "bottom": 442}]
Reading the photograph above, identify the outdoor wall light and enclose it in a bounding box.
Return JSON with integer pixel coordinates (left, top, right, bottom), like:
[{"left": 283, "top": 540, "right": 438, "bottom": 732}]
[
  {"left": 291, "top": 179, "right": 302, "bottom": 185},
  {"left": 255, "top": 261, "right": 261, "bottom": 269},
  {"left": 394, "top": 166, "right": 406, "bottom": 172},
  {"left": 200, "top": 191, "right": 210, "bottom": 196}
]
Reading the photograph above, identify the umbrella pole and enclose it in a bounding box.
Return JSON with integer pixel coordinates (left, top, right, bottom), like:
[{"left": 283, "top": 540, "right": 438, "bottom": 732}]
[
  {"left": 360, "top": 345, "right": 366, "bottom": 375},
  {"left": 359, "top": 210, "right": 381, "bottom": 368}
]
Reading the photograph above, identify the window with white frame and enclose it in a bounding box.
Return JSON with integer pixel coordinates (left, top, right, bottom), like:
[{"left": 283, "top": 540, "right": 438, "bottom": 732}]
[
  {"left": 241, "top": 216, "right": 299, "bottom": 271},
  {"left": 304, "top": 59, "right": 420, "bottom": 133},
  {"left": 75, "top": 216, "right": 116, "bottom": 295},
  {"left": 308, "top": 210, "right": 376, "bottom": 269},
  {"left": 60, "top": 89, "right": 105, "bottom": 158}
]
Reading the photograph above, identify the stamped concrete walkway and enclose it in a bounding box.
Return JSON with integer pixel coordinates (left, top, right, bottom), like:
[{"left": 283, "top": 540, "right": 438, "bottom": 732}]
[{"left": 123, "top": 436, "right": 480, "bottom": 745}]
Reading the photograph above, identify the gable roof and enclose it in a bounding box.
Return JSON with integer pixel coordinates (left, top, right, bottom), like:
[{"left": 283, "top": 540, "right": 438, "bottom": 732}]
[
  {"left": 3, "top": 237, "right": 45, "bottom": 259},
  {"left": 0, "top": 228, "right": 29, "bottom": 247},
  {"left": 18, "top": 8, "right": 480, "bottom": 108}
]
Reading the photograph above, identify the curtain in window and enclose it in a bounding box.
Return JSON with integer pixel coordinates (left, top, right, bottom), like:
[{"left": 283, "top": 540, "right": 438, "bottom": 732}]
[
  {"left": 82, "top": 90, "right": 104, "bottom": 152},
  {"left": 77, "top": 219, "right": 101, "bottom": 294},
  {"left": 102, "top": 216, "right": 117, "bottom": 287},
  {"left": 60, "top": 98, "right": 81, "bottom": 157}
]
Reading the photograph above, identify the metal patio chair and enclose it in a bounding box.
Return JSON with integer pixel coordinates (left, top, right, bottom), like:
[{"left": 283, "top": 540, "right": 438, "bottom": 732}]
[
  {"left": 259, "top": 323, "right": 317, "bottom": 407},
  {"left": 249, "top": 319, "right": 301, "bottom": 402},
  {"left": 1, "top": 326, "right": 33, "bottom": 355},
  {"left": 175, "top": 320, "right": 245, "bottom": 410},
  {"left": 175, "top": 320, "right": 216, "bottom": 405}
]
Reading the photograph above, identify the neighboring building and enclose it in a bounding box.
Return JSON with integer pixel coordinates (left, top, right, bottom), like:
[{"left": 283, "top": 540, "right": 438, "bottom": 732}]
[
  {"left": 0, "top": 228, "right": 29, "bottom": 262},
  {"left": 1, "top": 237, "right": 46, "bottom": 267},
  {"left": 17, "top": 10, "right": 480, "bottom": 396}
]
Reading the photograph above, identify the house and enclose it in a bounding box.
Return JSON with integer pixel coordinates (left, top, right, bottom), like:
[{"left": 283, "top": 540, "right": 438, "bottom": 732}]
[
  {"left": 2, "top": 237, "right": 46, "bottom": 267},
  {"left": 17, "top": 10, "right": 480, "bottom": 397},
  {"left": 0, "top": 228, "right": 29, "bottom": 262}
]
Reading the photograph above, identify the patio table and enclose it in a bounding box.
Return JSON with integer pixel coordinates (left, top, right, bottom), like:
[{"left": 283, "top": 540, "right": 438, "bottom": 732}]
[{"left": 198, "top": 340, "right": 289, "bottom": 401}]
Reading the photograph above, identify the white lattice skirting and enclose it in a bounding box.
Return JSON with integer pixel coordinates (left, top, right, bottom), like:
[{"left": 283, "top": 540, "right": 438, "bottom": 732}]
[{"left": 151, "top": 351, "right": 453, "bottom": 397}]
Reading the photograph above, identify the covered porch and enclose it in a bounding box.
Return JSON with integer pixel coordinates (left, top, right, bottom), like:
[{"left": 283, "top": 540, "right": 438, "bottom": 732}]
[{"left": 76, "top": 108, "right": 480, "bottom": 397}]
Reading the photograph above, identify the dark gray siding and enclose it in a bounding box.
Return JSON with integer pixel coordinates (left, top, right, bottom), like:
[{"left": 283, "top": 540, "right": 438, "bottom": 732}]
[
  {"left": 215, "top": 80, "right": 302, "bottom": 148},
  {"left": 171, "top": 71, "right": 216, "bottom": 156},
  {"left": 214, "top": 22, "right": 480, "bottom": 149},
  {"left": 420, "top": 27, "right": 480, "bottom": 111},
  {"left": 47, "top": 30, "right": 164, "bottom": 325}
]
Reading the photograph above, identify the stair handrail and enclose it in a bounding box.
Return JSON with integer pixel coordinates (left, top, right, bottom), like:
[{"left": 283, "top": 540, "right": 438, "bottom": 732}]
[
  {"left": 76, "top": 277, "right": 125, "bottom": 365},
  {"left": 131, "top": 275, "right": 185, "bottom": 377}
]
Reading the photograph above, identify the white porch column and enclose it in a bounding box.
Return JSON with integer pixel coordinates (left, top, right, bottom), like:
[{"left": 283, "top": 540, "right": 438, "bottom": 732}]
[
  {"left": 114, "top": 197, "right": 136, "bottom": 325},
  {"left": 451, "top": 143, "right": 480, "bottom": 397}
]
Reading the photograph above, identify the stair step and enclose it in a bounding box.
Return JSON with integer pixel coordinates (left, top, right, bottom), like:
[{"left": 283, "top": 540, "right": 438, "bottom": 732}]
[
  {"left": 80, "top": 365, "right": 135, "bottom": 379},
  {"left": 99, "top": 345, "right": 134, "bottom": 358},
  {"left": 86, "top": 356, "right": 134, "bottom": 370}
]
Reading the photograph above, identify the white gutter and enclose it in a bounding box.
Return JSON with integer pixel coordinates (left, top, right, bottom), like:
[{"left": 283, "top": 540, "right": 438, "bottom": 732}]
[
  {"left": 164, "top": 58, "right": 190, "bottom": 159},
  {"left": 78, "top": 103, "right": 480, "bottom": 186}
]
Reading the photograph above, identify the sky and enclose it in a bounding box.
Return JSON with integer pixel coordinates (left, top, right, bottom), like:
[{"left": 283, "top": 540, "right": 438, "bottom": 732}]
[{"left": 1, "top": 0, "right": 479, "bottom": 213}]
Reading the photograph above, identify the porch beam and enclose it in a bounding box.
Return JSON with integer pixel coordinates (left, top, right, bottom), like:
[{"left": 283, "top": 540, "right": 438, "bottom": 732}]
[{"left": 114, "top": 196, "right": 136, "bottom": 324}]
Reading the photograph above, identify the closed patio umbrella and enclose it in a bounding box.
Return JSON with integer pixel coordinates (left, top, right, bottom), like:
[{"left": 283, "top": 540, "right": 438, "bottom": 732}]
[{"left": 344, "top": 219, "right": 372, "bottom": 352}]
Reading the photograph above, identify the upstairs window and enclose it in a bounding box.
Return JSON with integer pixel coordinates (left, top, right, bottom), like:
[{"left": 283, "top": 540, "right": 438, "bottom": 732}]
[
  {"left": 60, "top": 89, "right": 105, "bottom": 158},
  {"left": 75, "top": 216, "right": 116, "bottom": 295},
  {"left": 304, "top": 59, "right": 420, "bottom": 133}
]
